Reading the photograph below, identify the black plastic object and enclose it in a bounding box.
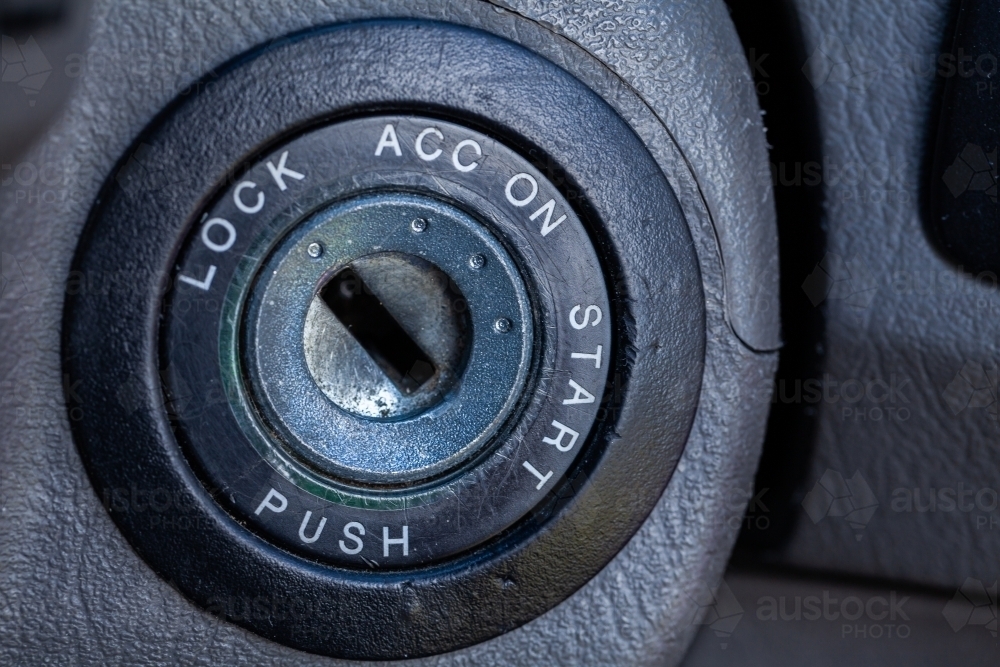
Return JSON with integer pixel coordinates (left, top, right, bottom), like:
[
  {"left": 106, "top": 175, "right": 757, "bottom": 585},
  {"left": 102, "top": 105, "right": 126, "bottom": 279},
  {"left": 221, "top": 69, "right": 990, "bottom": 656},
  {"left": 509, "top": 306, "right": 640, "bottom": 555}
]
[
  {"left": 927, "top": 0, "right": 999, "bottom": 274},
  {"left": 164, "top": 117, "right": 612, "bottom": 567},
  {"left": 62, "top": 21, "right": 704, "bottom": 659}
]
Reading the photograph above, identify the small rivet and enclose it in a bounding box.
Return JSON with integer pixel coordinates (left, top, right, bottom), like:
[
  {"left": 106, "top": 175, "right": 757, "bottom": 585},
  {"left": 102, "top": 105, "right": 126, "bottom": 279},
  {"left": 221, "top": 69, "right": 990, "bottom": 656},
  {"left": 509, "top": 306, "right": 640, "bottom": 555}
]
[
  {"left": 410, "top": 218, "right": 428, "bottom": 233},
  {"left": 306, "top": 242, "right": 323, "bottom": 258},
  {"left": 494, "top": 317, "right": 512, "bottom": 334},
  {"left": 469, "top": 253, "right": 486, "bottom": 270}
]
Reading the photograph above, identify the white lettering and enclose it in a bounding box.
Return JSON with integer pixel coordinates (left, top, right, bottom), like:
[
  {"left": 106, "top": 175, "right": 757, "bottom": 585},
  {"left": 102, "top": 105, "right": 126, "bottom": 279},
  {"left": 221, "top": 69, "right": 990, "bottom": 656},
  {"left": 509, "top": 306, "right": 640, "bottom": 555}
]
[
  {"left": 266, "top": 151, "right": 305, "bottom": 191},
  {"left": 522, "top": 461, "right": 553, "bottom": 490},
  {"left": 563, "top": 379, "right": 596, "bottom": 405},
  {"left": 233, "top": 181, "right": 264, "bottom": 214},
  {"left": 254, "top": 488, "right": 287, "bottom": 515},
  {"left": 571, "top": 345, "right": 603, "bottom": 369},
  {"left": 298, "top": 511, "right": 327, "bottom": 544},
  {"left": 528, "top": 199, "right": 567, "bottom": 236},
  {"left": 505, "top": 173, "right": 538, "bottom": 207},
  {"left": 415, "top": 127, "right": 444, "bottom": 161},
  {"left": 339, "top": 521, "right": 365, "bottom": 555},
  {"left": 543, "top": 420, "right": 579, "bottom": 452},
  {"left": 178, "top": 264, "right": 217, "bottom": 291},
  {"left": 201, "top": 218, "right": 236, "bottom": 253},
  {"left": 451, "top": 139, "right": 481, "bottom": 172},
  {"left": 383, "top": 525, "right": 409, "bottom": 557},
  {"left": 569, "top": 305, "right": 603, "bottom": 329},
  {"left": 375, "top": 123, "right": 402, "bottom": 156}
]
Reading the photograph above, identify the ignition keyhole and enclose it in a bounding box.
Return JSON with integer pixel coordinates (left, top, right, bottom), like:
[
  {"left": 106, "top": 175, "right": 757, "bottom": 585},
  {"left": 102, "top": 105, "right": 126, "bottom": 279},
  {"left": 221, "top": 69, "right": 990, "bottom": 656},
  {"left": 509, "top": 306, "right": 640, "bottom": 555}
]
[
  {"left": 301, "top": 251, "right": 472, "bottom": 421},
  {"left": 321, "top": 267, "right": 436, "bottom": 394}
]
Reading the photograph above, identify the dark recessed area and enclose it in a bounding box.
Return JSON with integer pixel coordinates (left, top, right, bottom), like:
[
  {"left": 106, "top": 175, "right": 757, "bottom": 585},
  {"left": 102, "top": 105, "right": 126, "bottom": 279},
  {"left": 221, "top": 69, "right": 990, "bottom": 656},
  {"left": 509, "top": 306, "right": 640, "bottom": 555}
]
[{"left": 321, "top": 267, "right": 436, "bottom": 394}]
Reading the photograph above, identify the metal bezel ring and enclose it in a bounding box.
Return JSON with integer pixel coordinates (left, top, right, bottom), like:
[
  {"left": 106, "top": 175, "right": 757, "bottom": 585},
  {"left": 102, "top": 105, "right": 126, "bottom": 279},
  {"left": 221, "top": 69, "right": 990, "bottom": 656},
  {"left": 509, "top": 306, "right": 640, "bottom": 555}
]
[{"left": 235, "top": 192, "right": 536, "bottom": 487}]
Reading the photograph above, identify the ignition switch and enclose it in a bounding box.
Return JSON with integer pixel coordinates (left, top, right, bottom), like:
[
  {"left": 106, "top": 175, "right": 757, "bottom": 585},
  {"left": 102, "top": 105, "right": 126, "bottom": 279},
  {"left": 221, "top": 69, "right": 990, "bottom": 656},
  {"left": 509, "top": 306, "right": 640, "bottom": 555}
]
[{"left": 162, "top": 117, "right": 612, "bottom": 566}]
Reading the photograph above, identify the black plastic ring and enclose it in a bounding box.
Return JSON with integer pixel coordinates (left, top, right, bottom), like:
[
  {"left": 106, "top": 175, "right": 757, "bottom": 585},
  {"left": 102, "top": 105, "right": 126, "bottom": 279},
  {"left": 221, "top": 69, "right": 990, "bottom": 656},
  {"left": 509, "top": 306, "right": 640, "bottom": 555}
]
[
  {"left": 163, "top": 116, "right": 612, "bottom": 568},
  {"left": 63, "top": 20, "right": 704, "bottom": 659}
]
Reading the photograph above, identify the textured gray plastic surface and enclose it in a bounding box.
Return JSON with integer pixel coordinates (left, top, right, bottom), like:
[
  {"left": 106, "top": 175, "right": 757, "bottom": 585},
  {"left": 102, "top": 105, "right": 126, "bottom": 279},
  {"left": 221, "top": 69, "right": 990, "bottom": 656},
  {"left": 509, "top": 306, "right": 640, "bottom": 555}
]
[
  {"left": 0, "top": 1, "right": 778, "bottom": 664},
  {"left": 765, "top": 0, "right": 999, "bottom": 591},
  {"left": 683, "top": 570, "right": 997, "bottom": 666}
]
